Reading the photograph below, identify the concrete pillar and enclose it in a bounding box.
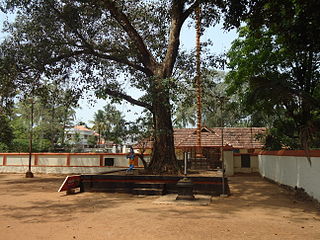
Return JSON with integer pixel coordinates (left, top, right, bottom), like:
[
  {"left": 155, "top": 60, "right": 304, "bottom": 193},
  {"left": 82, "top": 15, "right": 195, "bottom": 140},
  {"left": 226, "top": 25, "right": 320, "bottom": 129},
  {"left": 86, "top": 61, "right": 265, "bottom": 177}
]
[
  {"left": 112, "top": 144, "right": 117, "bottom": 153},
  {"left": 224, "top": 150, "right": 234, "bottom": 176},
  {"left": 122, "top": 145, "right": 127, "bottom": 153}
]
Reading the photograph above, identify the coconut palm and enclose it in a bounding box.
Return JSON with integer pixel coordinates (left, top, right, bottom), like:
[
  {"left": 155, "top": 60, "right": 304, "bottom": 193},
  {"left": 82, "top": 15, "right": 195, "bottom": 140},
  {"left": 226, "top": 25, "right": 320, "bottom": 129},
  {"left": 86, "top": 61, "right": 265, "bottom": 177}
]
[{"left": 90, "top": 110, "right": 107, "bottom": 145}]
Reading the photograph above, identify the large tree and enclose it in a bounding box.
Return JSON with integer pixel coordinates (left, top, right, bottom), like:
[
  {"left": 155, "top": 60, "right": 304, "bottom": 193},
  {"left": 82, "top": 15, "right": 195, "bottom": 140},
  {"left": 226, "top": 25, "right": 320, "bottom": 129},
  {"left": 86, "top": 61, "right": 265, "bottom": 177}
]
[
  {"left": 0, "top": 0, "right": 224, "bottom": 173},
  {"left": 226, "top": 0, "right": 320, "bottom": 149}
]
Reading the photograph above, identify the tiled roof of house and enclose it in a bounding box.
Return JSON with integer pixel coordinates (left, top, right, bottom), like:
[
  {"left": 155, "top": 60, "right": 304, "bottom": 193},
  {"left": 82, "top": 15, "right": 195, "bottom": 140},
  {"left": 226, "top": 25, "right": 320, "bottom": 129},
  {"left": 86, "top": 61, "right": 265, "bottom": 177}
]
[
  {"left": 74, "top": 125, "right": 93, "bottom": 132},
  {"left": 72, "top": 125, "right": 109, "bottom": 145},
  {"left": 136, "top": 127, "right": 266, "bottom": 149}
]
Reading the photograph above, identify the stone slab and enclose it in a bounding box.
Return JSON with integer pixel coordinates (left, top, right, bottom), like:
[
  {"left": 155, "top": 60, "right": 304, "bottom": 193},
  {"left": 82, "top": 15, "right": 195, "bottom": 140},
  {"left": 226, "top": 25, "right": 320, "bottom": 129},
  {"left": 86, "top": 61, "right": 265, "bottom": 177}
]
[{"left": 153, "top": 194, "right": 212, "bottom": 206}]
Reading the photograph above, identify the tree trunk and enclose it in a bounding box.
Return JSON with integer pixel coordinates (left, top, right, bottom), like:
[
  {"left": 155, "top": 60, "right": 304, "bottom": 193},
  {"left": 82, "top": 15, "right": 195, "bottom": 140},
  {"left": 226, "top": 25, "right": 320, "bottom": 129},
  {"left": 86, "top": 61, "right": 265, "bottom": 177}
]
[{"left": 147, "top": 82, "right": 180, "bottom": 174}]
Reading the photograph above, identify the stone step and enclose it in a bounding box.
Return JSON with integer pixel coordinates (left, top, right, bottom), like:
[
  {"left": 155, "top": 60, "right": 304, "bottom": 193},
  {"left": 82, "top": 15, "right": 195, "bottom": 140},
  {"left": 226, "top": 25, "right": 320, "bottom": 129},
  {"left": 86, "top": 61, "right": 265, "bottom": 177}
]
[
  {"left": 132, "top": 187, "right": 165, "bottom": 195},
  {"left": 89, "top": 187, "right": 131, "bottom": 193},
  {"left": 133, "top": 182, "right": 165, "bottom": 189}
]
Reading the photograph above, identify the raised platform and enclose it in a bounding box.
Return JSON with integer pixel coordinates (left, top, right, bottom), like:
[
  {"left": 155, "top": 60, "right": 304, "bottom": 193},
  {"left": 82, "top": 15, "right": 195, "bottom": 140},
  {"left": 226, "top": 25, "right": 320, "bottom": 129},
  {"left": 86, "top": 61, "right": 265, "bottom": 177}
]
[{"left": 80, "top": 174, "right": 230, "bottom": 196}]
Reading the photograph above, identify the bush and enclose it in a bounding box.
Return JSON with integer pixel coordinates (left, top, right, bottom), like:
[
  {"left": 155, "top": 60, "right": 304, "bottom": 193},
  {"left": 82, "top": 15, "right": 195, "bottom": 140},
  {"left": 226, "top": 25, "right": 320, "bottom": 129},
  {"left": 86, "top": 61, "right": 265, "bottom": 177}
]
[
  {"left": 0, "top": 142, "right": 9, "bottom": 152},
  {"left": 11, "top": 139, "right": 29, "bottom": 152}
]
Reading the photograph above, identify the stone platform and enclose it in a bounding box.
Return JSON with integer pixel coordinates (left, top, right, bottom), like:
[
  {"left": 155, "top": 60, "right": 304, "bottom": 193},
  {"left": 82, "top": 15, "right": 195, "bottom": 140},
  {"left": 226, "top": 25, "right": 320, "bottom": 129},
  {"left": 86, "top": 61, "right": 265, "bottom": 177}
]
[{"left": 80, "top": 174, "right": 230, "bottom": 196}]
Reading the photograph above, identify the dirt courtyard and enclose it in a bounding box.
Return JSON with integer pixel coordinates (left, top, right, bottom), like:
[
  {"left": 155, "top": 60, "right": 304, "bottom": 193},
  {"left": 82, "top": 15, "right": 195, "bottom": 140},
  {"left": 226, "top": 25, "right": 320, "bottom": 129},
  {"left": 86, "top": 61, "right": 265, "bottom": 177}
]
[{"left": 0, "top": 173, "right": 319, "bottom": 240}]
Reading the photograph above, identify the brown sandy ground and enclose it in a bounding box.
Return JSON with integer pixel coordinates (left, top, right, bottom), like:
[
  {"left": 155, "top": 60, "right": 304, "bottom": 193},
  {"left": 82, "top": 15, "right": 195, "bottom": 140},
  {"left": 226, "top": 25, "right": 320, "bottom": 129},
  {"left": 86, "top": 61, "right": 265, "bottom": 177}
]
[{"left": 0, "top": 173, "right": 319, "bottom": 240}]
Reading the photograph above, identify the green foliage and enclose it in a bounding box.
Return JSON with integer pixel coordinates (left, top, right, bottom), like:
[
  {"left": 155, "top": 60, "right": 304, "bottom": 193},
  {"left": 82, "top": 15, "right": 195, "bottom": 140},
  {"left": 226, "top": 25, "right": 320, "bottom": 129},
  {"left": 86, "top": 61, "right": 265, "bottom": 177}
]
[
  {"left": 0, "top": 0, "right": 241, "bottom": 172},
  {"left": 0, "top": 142, "right": 10, "bottom": 152},
  {"left": 261, "top": 134, "right": 282, "bottom": 151},
  {"left": 36, "top": 82, "right": 78, "bottom": 149},
  {"left": 33, "top": 139, "right": 52, "bottom": 152},
  {"left": 226, "top": 0, "right": 320, "bottom": 149},
  {"left": 91, "top": 104, "right": 128, "bottom": 144},
  {"left": 0, "top": 0, "right": 226, "bottom": 121},
  {"left": 173, "top": 70, "right": 246, "bottom": 128},
  {"left": 90, "top": 110, "right": 106, "bottom": 144},
  {"left": 0, "top": 114, "right": 13, "bottom": 150},
  {"left": 11, "top": 139, "right": 29, "bottom": 152},
  {"left": 87, "top": 135, "right": 98, "bottom": 147},
  {"left": 0, "top": 38, "right": 18, "bottom": 115},
  {"left": 9, "top": 88, "right": 77, "bottom": 152},
  {"left": 126, "top": 111, "right": 153, "bottom": 143}
]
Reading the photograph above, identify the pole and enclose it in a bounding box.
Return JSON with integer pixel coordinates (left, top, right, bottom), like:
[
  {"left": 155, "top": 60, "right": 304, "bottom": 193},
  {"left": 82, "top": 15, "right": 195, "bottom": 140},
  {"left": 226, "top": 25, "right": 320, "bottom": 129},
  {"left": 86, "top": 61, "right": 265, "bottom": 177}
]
[
  {"left": 26, "top": 97, "right": 34, "bottom": 178},
  {"left": 220, "top": 97, "right": 226, "bottom": 196},
  {"left": 184, "top": 151, "right": 187, "bottom": 176},
  {"left": 195, "top": 5, "right": 203, "bottom": 158}
]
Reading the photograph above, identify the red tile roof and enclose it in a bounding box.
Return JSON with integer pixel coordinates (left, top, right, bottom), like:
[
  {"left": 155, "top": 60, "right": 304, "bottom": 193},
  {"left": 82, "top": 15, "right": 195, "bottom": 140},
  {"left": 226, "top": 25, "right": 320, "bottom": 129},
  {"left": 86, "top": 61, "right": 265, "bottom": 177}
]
[
  {"left": 74, "top": 125, "right": 93, "bottom": 132},
  {"left": 136, "top": 127, "right": 266, "bottom": 149}
]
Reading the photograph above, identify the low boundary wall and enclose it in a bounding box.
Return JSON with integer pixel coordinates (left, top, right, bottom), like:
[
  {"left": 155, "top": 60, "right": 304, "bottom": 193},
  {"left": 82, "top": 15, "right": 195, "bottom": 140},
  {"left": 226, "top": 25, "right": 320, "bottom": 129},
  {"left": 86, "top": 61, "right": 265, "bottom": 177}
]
[
  {"left": 258, "top": 150, "right": 320, "bottom": 202},
  {"left": 0, "top": 153, "right": 148, "bottom": 174}
]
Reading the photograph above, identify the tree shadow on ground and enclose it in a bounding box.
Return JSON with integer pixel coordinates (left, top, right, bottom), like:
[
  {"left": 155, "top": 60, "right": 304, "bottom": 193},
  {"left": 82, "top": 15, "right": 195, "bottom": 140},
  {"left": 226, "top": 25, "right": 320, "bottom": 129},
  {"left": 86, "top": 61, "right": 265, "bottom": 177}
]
[
  {"left": 1, "top": 174, "right": 319, "bottom": 226},
  {"left": 136, "top": 175, "right": 320, "bottom": 223},
  {"left": 0, "top": 177, "right": 65, "bottom": 193},
  {"left": 0, "top": 192, "right": 134, "bottom": 224},
  {"left": 0, "top": 175, "right": 134, "bottom": 223}
]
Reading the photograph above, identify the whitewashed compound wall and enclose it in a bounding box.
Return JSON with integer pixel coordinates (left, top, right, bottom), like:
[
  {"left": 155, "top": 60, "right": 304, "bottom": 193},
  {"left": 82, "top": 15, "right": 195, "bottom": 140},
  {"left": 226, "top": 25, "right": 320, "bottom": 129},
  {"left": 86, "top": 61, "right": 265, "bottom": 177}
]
[
  {"left": 0, "top": 153, "right": 148, "bottom": 174},
  {"left": 259, "top": 151, "right": 320, "bottom": 202}
]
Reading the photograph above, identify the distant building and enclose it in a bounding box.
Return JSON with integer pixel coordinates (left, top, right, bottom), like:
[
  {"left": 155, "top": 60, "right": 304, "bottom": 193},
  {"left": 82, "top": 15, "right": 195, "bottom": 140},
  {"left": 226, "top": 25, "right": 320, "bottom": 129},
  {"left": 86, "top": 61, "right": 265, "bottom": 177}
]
[
  {"left": 65, "top": 125, "right": 126, "bottom": 153},
  {"left": 65, "top": 125, "right": 99, "bottom": 148}
]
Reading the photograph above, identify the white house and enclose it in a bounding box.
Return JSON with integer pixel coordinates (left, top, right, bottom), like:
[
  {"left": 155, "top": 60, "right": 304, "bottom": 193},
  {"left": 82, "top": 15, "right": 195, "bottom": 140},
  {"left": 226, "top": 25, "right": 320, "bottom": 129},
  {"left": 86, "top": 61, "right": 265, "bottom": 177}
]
[
  {"left": 65, "top": 125, "right": 128, "bottom": 153},
  {"left": 65, "top": 125, "right": 98, "bottom": 147}
]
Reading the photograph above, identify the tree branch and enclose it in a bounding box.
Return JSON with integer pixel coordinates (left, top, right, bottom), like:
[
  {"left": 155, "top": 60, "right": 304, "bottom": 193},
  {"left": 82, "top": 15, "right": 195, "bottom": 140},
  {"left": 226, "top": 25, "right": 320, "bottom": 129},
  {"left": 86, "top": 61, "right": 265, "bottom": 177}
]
[
  {"left": 90, "top": 50, "right": 153, "bottom": 76},
  {"left": 100, "top": 88, "right": 153, "bottom": 112},
  {"left": 102, "top": 1, "right": 157, "bottom": 71},
  {"left": 47, "top": 50, "right": 87, "bottom": 64},
  {"left": 49, "top": 3, "right": 152, "bottom": 76},
  {"left": 162, "top": 1, "right": 188, "bottom": 77},
  {"left": 48, "top": 48, "right": 152, "bottom": 76},
  {"left": 182, "top": 0, "right": 201, "bottom": 22}
]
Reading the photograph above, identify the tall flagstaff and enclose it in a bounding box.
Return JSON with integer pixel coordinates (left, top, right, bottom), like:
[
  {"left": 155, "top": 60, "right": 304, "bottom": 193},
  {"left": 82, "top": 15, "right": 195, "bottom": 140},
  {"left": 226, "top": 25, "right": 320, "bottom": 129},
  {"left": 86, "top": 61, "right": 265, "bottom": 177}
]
[{"left": 195, "top": 5, "right": 203, "bottom": 157}]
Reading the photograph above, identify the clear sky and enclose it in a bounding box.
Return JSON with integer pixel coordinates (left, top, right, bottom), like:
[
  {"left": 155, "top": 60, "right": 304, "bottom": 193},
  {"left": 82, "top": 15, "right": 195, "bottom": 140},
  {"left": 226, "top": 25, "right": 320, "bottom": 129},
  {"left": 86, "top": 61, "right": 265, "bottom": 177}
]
[{"left": 0, "top": 11, "right": 238, "bottom": 126}]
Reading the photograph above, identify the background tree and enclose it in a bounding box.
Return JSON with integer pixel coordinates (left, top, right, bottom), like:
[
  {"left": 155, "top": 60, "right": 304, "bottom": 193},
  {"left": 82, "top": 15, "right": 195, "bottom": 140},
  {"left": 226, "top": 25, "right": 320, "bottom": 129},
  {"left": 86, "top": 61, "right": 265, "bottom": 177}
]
[
  {"left": 0, "top": 42, "right": 17, "bottom": 151},
  {"left": 126, "top": 112, "right": 153, "bottom": 145},
  {"left": 101, "top": 104, "right": 127, "bottom": 144},
  {"left": 92, "top": 104, "right": 128, "bottom": 144},
  {"left": 173, "top": 70, "right": 246, "bottom": 128},
  {"left": 10, "top": 96, "right": 48, "bottom": 152},
  {"left": 0, "top": 114, "right": 13, "bottom": 152},
  {"left": 87, "top": 135, "right": 98, "bottom": 148},
  {"left": 0, "top": 0, "right": 226, "bottom": 173},
  {"left": 226, "top": 0, "right": 320, "bottom": 149},
  {"left": 37, "top": 81, "right": 78, "bottom": 150},
  {"left": 9, "top": 85, "right": 77, "bottom": 152},
  {"left": 91, "top": 110, "right": 107, "bottom": 145}
]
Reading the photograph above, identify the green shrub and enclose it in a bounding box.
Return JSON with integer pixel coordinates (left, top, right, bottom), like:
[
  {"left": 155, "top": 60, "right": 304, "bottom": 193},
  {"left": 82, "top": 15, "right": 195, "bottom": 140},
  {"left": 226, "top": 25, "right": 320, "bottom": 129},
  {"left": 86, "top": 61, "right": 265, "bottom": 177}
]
[{"left": 0, "top": 142, "right": 9, "bottom": 153}]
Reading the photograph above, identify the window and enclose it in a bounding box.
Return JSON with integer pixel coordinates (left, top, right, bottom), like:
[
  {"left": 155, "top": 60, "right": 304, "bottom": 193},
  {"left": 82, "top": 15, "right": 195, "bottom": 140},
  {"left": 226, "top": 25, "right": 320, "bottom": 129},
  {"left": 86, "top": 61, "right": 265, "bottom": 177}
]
[
  {"left": 104, "top": 158, "right": 114, "bottom": 166},
  {"left": 241, "top": 154, "right": 251, "bottom": 168}
]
